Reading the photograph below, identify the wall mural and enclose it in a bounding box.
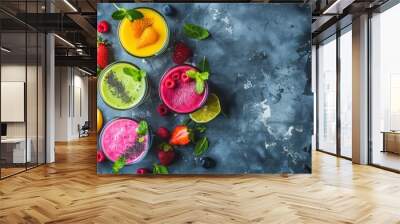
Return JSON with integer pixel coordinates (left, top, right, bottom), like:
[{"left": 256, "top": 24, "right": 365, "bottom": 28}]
[{"left": 97, "top": 3, "right": 313, "bottom": 175}]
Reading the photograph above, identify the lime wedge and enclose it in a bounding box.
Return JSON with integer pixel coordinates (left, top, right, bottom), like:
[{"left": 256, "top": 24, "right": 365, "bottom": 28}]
[{"left": 190, "top": 93, "right": 221, "bottom": 123}]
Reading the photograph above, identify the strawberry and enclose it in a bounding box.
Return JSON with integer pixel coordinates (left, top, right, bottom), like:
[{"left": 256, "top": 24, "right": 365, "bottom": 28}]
[
  {"left": 181, "top": 73, "right": 190, "bottom": 83},
  {"left": 169, "top": 125, "right": 192, "bottom": 146},
  {"left": 157, "top": 104, "right": 169, "bottom": 116},
  {"left": 97, "top": 36, "right": 109, "bottom": 69},
  {"left": 172, "top": 42, "right": 192, "bottom": 64},
  {"left": 137, "top": 27, "right": 159, "bottom": 49},
  {"left": 136, "top": 168, "right": 151, "bottom": 174},
  {"left": 156, "top": 127, "right": 170, "bottom": 139},
  {"left": 97, "top": 20, "right": 109, "bottom": 33},
  {"left": 157, "top": 143, "right": 175, "bottom": 166},
  {"left": 164, "top": 78, "right": 175, "bottom": 89},
  {"left": 97, "top": 151, "right": 105, "bottom": 162}
]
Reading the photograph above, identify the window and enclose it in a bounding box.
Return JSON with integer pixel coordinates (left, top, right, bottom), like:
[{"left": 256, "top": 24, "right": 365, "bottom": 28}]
[
  {"left": 370, "top": 3, "right": 400, "bottom": 171},
  {"left": 339, "top": 28, "right": 352, "bottom": 158},
  {"left": 0, "top": 0, "right": 47, "bottom": 179},
  {"left": 317, "top": 36, "right": 337, "bottom": 154}
]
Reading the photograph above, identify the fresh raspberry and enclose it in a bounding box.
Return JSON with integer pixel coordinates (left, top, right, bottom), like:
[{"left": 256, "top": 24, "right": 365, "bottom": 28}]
[
  {"left": 136, "top": 168, "right": 151, "bottom": 174},
  {"left": 157, "top": 104, "right": 169, "bottom": 116},
  {"left": 181, "top": 73, "right": 190, "bottom": 83},
  {"left": 172, "top": 72, "right": 180, "bottom": 81},
  {"left": 172, "top": 42, "right": 192, "bottom": 64},
  {"left": 156, "top": 127, "right": 170, "bottom": 139},
  {"left": 97, "top": 20, "right": 109, "bottom": 33},
  {"left": 97, "top": 151, "right": 105, "bottom": 162},
  {"left": 164, "top": 78, "right": 175, "bottom": 89}
]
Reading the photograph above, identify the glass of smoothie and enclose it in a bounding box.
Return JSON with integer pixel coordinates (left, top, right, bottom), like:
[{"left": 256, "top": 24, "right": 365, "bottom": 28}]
[
  {"left": 118, "top": 7, "right": 169, "bottom": 58},
  {"left": 98, "top": 61, "right": 148, "bottom": 110},
  {"left": 159, "top": 64, "right": 209, "bottom": 114},
  {"left": 100, "top": 118, "right": 151, "bottom": 165}
]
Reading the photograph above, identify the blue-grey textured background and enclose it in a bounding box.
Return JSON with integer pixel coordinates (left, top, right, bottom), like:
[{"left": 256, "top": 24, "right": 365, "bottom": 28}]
[{"left": 97, "top": 3, "right": 313, "bottom": 174}]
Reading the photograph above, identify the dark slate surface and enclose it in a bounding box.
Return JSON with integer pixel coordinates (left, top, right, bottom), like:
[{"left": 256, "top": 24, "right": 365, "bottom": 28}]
[{"left": 97, "top": 3, "right": 313, "bottom": 174}]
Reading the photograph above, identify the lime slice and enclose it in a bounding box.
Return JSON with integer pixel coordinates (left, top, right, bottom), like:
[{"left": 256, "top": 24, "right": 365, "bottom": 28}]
[{"left": 190, "top": 93, "right": 221, "bottom": 123}]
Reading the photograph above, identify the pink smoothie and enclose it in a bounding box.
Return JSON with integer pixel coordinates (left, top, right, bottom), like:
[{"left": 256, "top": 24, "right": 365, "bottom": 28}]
[
  {"left": 100, "top": 118, "right": 149, "bottom": 164},
  {"left": 159, "top": 65, "right": 208, "bottom": 113}
]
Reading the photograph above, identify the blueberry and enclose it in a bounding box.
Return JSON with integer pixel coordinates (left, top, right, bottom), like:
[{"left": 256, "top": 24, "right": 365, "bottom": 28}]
[
  {"left": 162, "top": 5, "right": 174, "bottom": 16},
  {"left": 201, "top": 157, "right": 216, "bottom": 169}
]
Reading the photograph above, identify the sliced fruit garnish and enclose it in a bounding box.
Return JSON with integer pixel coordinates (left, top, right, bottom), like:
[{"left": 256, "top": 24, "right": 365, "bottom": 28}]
[
  {"left": 131, "top": 18, "right": 153, "bottom": 38},
  {"left": 169, "top": 125, "right": 191, "bottom": 146},
  {"left": 164, "top": 79, "right": 175, "bottom": 89},
  {"left": 137, "top": 27, "right": 159, "bottom": 49},
  {"left": 171, "top": 72, "right": 180, "bottom": 81},
  {"left": 181, "top": 73, "right": 190, "bottom": 83},
  {"left": 97, "top": 108, "right": 103, "bottom": 132},
  {"left": 189, "top": 93, "right": 221, "bottom": 123}
]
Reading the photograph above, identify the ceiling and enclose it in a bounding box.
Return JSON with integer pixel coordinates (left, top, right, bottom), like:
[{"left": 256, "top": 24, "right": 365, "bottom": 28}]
[{"left": 0, "top": 0, "right": 96, "bottom": 73}]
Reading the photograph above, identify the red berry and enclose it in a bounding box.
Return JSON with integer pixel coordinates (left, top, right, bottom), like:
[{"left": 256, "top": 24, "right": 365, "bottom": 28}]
[
  {"left": 164, "top": 78, "right": 175, "bottom": 89},
  {"left": 136, "top": 168, "right": 151, "bottom": 174},
  {"left": 169, "top": 125, "right": 191, "bottom": 146},
  {"left": 97, "top": 43, "right": 108, "bottom": 69},
  {"left": 158, "top": 143, "right": 175, "bottom": 166},
  {"left": 157, "top": 104, "right": 169, "bottom": 116},
  {"left": 156, "top": 127, "right": 170, "bottom": 139},
  {"left": 97, "top": 20, "right": 109, "bottom": 33},
  {"left": 172, "top": 72, "right": 180, "bottom": 81},
  {"left": 97, "top": 151, "right": 105, "bottom": 162},
  {"left": 181, "top": 73, "right": 190, "bottom": 83},
  {"left": 172, "top": 42, "right": 192, "bottom": 64}
]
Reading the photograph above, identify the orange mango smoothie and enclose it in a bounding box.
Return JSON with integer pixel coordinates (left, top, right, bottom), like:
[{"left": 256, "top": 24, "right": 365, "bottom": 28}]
[{"left": 118, "top": 8, "right": 169, "bottom": 58}]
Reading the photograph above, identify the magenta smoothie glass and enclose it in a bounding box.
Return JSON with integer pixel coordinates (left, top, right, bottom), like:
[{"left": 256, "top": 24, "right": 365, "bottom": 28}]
[
  {"left": 100, "top": 118, "right": 151, "bottom": 164},
  {"left": 159, "top": 64, "right": 209, "bottom": 114}
]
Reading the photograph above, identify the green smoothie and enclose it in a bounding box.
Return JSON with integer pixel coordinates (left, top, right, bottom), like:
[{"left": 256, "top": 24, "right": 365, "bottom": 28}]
[{"left": 99, "top": 62, "right": 147, "bottom": 110}]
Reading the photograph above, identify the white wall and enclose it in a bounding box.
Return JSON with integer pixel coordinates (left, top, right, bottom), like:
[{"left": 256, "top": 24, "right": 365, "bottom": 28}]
[
  {"left": 1, "top": 65, "right": 35, "bottom": 137},
  {"left": 1, "top": 63, "right": 46, "bottom": 164},
  {"left": 54, "top": 67, "right": 69, "bottom": 141},
  {"left": 54, "top": 67, "right": 89, "bottom": 141}
]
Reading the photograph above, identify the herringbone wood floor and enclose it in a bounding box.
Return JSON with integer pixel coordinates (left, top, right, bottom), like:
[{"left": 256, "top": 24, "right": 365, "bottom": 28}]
[{"left": 1, "top": 136, "right": 400, "bottom": 224}]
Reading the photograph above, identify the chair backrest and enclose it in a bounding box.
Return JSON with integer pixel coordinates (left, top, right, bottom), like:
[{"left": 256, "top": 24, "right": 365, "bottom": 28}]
[{"left": 82, "top": 121, "right": 90, "bottom": 129}]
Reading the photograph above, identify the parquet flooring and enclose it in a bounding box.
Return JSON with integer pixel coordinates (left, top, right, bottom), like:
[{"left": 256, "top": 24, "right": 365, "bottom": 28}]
[{"left": 1, "top": 135, "right": 400, "bottom": 224}]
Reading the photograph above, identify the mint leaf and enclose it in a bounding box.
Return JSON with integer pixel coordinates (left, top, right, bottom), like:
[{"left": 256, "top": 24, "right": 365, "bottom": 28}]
[
  {"left": 186, "top": 70, "right": 208, "bottom": 94},
  {"left": 195, "top": 124, "right": 207, "bottom": 133},
  {"left": 197, "top": 56, "right": 210, "bottom": 73},
  {"left": 183, "top": 23, "right": 209, "bottom": 40},
  {"left": 199, "top": 72, "right": 209, "bottom": 80},
  {"left": 153, "top": 164, "right": 168, "bottom": 174},
  {"left": 112, "top": 9, "right": 127, "bottom": 20},
  {"left": 123, "top": 67, "right": 144, "bottom": 81},
  {"left": 112, "top": 8, "right": 143, "bottom": 21},
  {"left": 186, "top": 70, "right": 197, "bottom": 79},
  {"left": 136, "top": 120, "right": 148, "bottom": 136},
  {"left": 112, "top": 157, "right": 125, "bottom": 174},
  {"left": 126, "top": 9, "right": 144, "bottom": 21},
  {"left": 195, "top": 77, "right": 205, "bottom": 94},
  {"left": 194, "top": 137, "right": 209, "bottom": 157},
  {"left": 182, "top": 117, "right": 192, "bottom": 126}
]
